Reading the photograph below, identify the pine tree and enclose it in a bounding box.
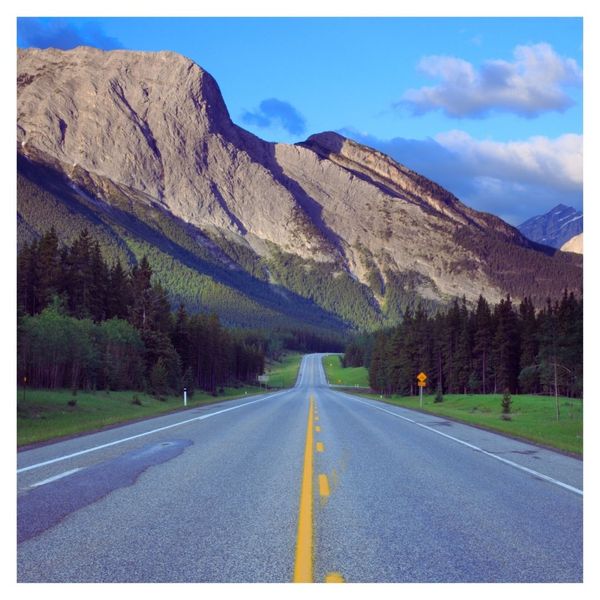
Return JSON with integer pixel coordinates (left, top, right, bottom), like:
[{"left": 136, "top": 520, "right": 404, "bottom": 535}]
[
  {"left": 431, "top": 313, "right": 446, "bottom": 393},
  {"left": 182, "top": 366, "right": 195, "bottom": 397},
  {"left": 66, "top": 229, "right": 95, "bottom": 318},
  {"left": 89, "top": 241, "right": 110, "bottom": 322},
  {"left": 150, "top": 357, "right": 169, "bottom": 396},
  {"left": 129, "top": 256, "right": 154, "bottom": 330},
  {"left": 413, "top": 304, "right": 434, "bottom": 394},
  {"left": 537, "top": 299, "right": 561, "bottom": 398},
  {"left": 17, "top": 240, "right": 39, "bottom": 315},
  {"left": 555, "top": 290, "right": 583, "bottom": 397},
  {"left": 368, "top": 332, "right": 388, "bottom": 393},
  {"left": 501, "top": 389, "right": 512, "bottom": 415},
  {"left": 472, "top": 297, "right": 493, "bottom": 391},
  {"left": 36, "top": 227, "right": 62, "bottom": 310},
  {"left": 107, "top": 260, "right": 132, "bottom": 320},
  {"left": 142, "top": 329, "right": 182, "bottom": 393},
  {"left": 386, "top": 324, "right": 407, "bottom": 395},
  {"left": 492, "top": 296, "right": 521, "bottom": 393},
  {"left": 171, "top": 303, "right": 191, "bottom": 370},
  {"left": 518, "top": 296, "right": 539, "bottom": 393},
  {"left": 455, "top": 297, "right": 473, "bottom": 394},
  {"left": 442, "top": 299, "right": 461, "bottom": 393}
]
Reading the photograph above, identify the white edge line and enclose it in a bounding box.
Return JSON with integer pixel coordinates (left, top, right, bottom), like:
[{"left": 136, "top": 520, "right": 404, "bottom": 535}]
[
  {"left": 31, "top": 467, "right": 83, "bottom": 488},
  {"left": 18, "top": 390, "right": 288, "bottom": 475},
  {"left": 298, "top": 355, "right": 307, "bottom": 386},
  {"left": 340, "top": 392, "right": 583, "bottom": 497}
]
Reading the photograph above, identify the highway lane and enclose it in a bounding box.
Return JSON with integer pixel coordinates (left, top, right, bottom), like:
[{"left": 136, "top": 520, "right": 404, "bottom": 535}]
[
  {"left": 17, "top": 383, "right": 307, "bottom": 582},
  {"left": 312, "top": 386, "right": 582, "bottom": 582},
  {"left": 17, "top": 353, "right": 583, "bottom": 582}
]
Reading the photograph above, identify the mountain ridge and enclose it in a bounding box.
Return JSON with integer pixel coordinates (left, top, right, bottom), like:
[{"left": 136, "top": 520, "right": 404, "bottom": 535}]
[
  {"left": 518, "top": 204, "right": 583, "bottom": 249},
  {"left": 17, "top": 47, "right": 582, "bottom": 329}
]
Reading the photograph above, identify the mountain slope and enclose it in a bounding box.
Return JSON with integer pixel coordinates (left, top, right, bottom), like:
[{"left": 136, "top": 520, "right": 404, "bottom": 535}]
[
  {"left": 17, "top": 155, "right": 351, "bottom": 333},
  {"left": 561, "top": 233, "right": 583, "bottom": 254},
  {"left": 17, "top": 47, "right": 582, "bottom": 329},
  {"left": 518, "top": 204, "right": 583, "bottom": 249}
]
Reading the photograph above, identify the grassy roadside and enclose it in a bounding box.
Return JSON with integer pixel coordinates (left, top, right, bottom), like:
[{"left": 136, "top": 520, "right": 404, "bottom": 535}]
[
  {"left": 322, "top": 355, "right": 581, "bottom": 455},
  {"left": 355, "top": 391, "right": 583, "bottom": 456},
  {"left": 17, "top": 385, "right": 264, "bottom": 447},
  {"left": 17, "top": 353, "right": 306, "bottom": 447},
  {"left": 322, "top": 354, "right": 369, "bottom": 387},
  {"left": 264, "top": 352, "right": 304, "bottom": 388}
]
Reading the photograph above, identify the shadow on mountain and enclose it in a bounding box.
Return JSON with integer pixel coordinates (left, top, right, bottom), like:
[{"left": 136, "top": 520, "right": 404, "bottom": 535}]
[
  {"left": 17, "top": 153, "right": 349, "bottom": 331},
  {"left": 229, "top": 127, "right": 346, "bottom": 259}
]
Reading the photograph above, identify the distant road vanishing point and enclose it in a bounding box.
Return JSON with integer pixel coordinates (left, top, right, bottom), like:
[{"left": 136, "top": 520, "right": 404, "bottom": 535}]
[{"left": 17, "top": 354, "right": 582, "bottom": 583}]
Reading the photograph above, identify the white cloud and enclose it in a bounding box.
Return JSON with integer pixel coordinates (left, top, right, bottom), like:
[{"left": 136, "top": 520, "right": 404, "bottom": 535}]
[
  {"left": 400, "top": 43, "right": 582, "bottom": 118},
  {"left": 434, "top": 130, "right": 582, "bottom": 191}
]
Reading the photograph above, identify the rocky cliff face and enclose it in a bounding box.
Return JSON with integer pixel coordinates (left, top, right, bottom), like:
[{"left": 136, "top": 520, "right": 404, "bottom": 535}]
[
  {"left": 17, "top": 47, "right": 582, "bottom": 323},
  {"left": 17, "top": 47, "right": 326, "bottom": 257}
]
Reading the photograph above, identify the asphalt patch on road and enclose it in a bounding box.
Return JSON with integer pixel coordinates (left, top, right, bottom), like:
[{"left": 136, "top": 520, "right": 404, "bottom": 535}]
[{"left": 18, "top": 439, "right": 193, "bottom": 543}]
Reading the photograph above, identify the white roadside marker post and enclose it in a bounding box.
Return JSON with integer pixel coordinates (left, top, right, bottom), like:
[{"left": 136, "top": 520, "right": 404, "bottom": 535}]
[{"left": 184, "top": 387, "right": 187, "bottom": 407}]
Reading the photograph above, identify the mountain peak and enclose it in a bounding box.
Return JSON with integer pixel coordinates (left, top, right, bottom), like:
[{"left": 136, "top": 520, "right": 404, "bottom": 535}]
[
  {"left": 18, "top": 46, "right": 232, "bottom": 140},
  {"left": 303, "top": 131, "right": 347, "bottom": 149},
  {"left": 549, "top": 203, "right": 576, "bottom": 214},
  {"left": 518, "top": 203, "right": 583, "bottom": 248}
]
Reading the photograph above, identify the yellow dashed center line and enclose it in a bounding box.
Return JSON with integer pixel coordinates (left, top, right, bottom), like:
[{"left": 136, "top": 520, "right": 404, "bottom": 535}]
[
  {"left": 318, "top": 474, "right": 330, "bottom": 498},
  {"left": 294, "top": 394, "right": 343, "bottom": 583},
  {"left": 293, "top": 395, "right": 314, "bottom": 583}
]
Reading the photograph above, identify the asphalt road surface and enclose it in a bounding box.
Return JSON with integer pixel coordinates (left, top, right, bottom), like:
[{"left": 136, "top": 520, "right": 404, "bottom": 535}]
[{"left": 17, "top": 354, "right": 583, "bottom": 582}]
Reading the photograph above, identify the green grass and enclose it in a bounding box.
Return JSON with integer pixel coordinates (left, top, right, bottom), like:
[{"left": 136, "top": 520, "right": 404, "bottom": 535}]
[
  {"left": 356, "top": 391, "right": 583, "bottom": 456},
  {"left": 320, "top": 352, "right": 582, "bottom": 454},
  {"left": 17, "top": 386, "right": 264, "bottom": 447},
  {"left": 264, "top": 353, "right": 304, "bottom": 388},
  {"left": 322, "top": 354, "right": 370, "bottom": 387}
]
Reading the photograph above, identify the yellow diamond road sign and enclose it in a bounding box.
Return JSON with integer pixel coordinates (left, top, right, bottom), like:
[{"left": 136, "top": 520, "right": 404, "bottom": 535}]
[{"left": 417, "top": 372, "right": 427, "bottom": 382}]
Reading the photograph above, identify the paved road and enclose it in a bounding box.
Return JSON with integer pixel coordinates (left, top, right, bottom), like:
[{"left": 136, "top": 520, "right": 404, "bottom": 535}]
[{"left": 17, "top": 354, "right": 583, "bottom": 582}]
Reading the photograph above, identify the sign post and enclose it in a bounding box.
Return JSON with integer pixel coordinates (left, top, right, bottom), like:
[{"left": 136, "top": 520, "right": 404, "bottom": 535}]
[
  {"left": 184, "top": 387, "right": 187, "bottom": 407},
  {"left": 417, "top": 372, "right": 427, "bottom": 408}
]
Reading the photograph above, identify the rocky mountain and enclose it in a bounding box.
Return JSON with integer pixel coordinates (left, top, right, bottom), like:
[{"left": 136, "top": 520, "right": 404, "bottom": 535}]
[
  {"left": 561, "top": 233, "right": 583, "bottom": 254},
  {"left": 518, "top": 204, "right": 583, "bottom": 249},
  {"left": 17, "top": 47, "right": 583, "bottom": 330}
]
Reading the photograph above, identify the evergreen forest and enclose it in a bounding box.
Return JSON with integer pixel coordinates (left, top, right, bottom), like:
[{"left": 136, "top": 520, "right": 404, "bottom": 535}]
[
  {"left": 16, "top": 229, "right": 338, "bottom": 395},
  {"left": 345, "top": 292, "right": 583, "bottom": 398}
]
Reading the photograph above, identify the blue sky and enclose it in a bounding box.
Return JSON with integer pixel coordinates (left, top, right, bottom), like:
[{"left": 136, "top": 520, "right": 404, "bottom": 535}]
[{"left": 17, "top": 16, "right": 583, "bottom": 225}]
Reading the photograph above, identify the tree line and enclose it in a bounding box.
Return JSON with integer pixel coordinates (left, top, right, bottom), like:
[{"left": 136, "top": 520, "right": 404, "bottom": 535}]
[
  {"left": 17, "top": 229, "right": 266, "bottom": 395},
  {"left": 345, "top": 292, "right": 582, "bottom": 398}
]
